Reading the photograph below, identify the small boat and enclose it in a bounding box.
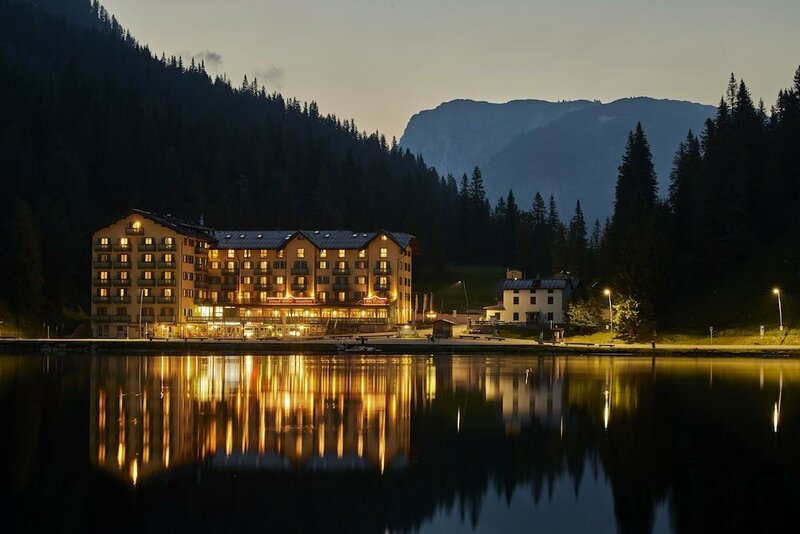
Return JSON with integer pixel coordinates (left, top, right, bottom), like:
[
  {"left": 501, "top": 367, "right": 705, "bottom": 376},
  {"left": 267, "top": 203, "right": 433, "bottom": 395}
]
[{"left": 337, "top": 343, "right": 381, "bottom": 353}]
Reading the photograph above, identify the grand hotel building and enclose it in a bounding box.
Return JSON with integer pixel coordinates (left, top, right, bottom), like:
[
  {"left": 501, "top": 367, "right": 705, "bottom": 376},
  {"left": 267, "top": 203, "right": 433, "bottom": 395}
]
[{"left": 91, "top": 210, "right": 415, "bottom": 338}]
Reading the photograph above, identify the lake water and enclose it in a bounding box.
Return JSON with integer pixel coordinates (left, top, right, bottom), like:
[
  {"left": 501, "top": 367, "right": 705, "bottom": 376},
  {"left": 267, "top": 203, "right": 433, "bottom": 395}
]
[{"left": 0, "top": 354, "right": 797, "bottom": 533}]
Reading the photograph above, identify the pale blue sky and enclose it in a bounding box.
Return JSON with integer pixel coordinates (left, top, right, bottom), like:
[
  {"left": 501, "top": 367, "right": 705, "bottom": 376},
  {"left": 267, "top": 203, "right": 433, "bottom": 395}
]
[{"left": 102, "top": 0, "right": 800, "bottom": 138}]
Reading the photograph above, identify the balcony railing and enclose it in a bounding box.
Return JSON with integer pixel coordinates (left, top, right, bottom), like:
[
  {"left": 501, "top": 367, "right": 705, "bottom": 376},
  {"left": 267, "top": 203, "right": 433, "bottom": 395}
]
[
  {"left": 93, "top": 243, "right": 111, "bottom": 252},
  {"left": 137, "top": 279, "right": 155, "bottom": 287},
  {"left": 157, "top": 261, "right": 175, "bottom": 269},
  {"left": 112, "top": 262, "right": 131, "bottom": 269},
  {"left": 157, "top": 315, "right": 176, "bottom": 323},
  {"left": 138, "top": 261, "right": 155, "bottom": 269},
  {"left": 222, "top": 268, "right": 239, "bottom": 275},
  {"left": 332, "top": 283, "right": 350, "bottom": 291},
  {"left": 291, "top": 267, "right": 309, "bottom": 275},
  {"left": 93, "top": 261, "right": 111, "bottom": 269},
  {"left": 195, "top": 279, "right": 208, "bottom": 289},
  {"left": 112, "top": 243, "right": 131, "bottom": 251},
  {"left": 157, "top": 296, "right": 175, "bottom": 304},
  {"left": 110, "top": 315, "right": 132, "bottom": 323},
  {"left": 110, "top": 296, "right": 132, "bottom": 304},
  {"left": 254, "top": 268, "right": 272, "bottom": 275},
  {"left": 373, "top": 283, "right": 392, "bottom": 292},
  {"left": 92, "top": 279, "right": 111, "bottom": 286},
  {"left": 254, "top": 283, "right": 272, "bottom": 291},
  {"left": 158, "top": 243, "right": 176, "bottom": 251},
  {"left": 194, "top": 297, "right": 212, "bottom": 305},
  {"left": 92, "top": 296, "right": 110, "bottom": 304},
  {"left": 139, "top": 296, "right": 155, "bottom": 304},
  {"left": 125, "top": 227, "right": 143, "bottom": 235},
  {"left": 333, "top": 268, "right": 350, "bottom": 275},
  {"left": 291, "top": 283, "right": 307, "bottom": 292},
  {"left": 138, "top": 243, "right": 157, "bottom": 251},
  {"left": 140, "top": 315, "right": 156, "bottom": 323},
  {"left": 194, "top": 262, "right": 205, "bottom": 272},
  {"left": 91, "top": 315, "right": 111, "bottom": 323},
  {"left": 112, "top": 279, "right": 132, "bottom": 286},
  {"left": 157, "top": 279, "right": 176, "bottom": 287},
  {"left": 194, "top": 245, "right": 204, "bottom": 254},
  {"left": 221, "top": 283, "right": 237, "bottom": 291},
  {"left": 374, "top": 267, "right": 392, "bottom": 275}
]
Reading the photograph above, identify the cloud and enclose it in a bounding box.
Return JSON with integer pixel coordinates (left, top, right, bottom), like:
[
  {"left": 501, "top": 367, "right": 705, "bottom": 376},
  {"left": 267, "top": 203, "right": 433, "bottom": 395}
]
[
  {"left": 192, "top": 50, "right": 223, "bottom": 68},
  {"left": 254, "top": 65, "right": 285, "bottom": 90}
]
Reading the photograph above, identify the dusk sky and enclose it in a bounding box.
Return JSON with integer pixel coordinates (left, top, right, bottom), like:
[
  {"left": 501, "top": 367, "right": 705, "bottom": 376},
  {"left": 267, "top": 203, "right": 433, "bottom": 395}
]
[{"left": 102, "top": 0, "right": 800, "bottom": 139}]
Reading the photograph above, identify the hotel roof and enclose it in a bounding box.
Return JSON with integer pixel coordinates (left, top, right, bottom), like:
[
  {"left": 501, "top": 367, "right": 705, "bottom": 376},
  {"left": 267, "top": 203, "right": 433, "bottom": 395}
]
[
  {"left": 211, "top": 230, "right": 415, "bottom": 250},
  {"left": 500, "top": 278, "right": 580, "bottom": 291}
]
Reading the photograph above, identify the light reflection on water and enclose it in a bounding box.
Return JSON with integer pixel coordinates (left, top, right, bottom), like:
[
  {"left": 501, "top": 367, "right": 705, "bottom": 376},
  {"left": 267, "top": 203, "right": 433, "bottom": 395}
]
[{"left": 2, "top": 354, "right": 799, "bottom": 533}]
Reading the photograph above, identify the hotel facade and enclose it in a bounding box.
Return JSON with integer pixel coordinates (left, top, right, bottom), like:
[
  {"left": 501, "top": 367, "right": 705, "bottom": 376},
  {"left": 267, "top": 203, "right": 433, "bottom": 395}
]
[{"left": 91, "top": 210, "right": 415, "bottom": 338}]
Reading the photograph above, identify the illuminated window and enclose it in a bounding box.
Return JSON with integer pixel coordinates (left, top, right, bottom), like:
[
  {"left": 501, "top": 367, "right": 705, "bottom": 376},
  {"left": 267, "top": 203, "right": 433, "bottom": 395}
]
[
  {"left": 318, "top": 260, "right": 328, "bottom": 269},
  {"left": 164, "top": 237, "right": 173, "bottom": 245},
  {"left": 379, "top": 276, "right": 388, "bottom": 285},
  {"left": 99, "top": 271, "right": 109, "bottom": 280},
  {"left": 143, "top": 253, "right": 153, "bottom": 262},
  {"left": 118, "top": 288, "right": 127, "bottom": 297},
  {"left": 144, "top": 237, "right": 153, "bottom": 245},
  {"left": 277, "top": 249, "right": 285, "bottom": 259},
  {"left": 275, "top": 276, "right": 285, "bottom": 285},
  {"left": 143, "top": 271, "right": 153, "bottom": 280},
  {"left": 297, "top": 248, "right": 305, "bottom": 259},
  {"left": 358, "top": 249, "right": 366, "bottom": 258},
  {"left": 338, "top": 249, "right": 345, "bottom": 258},
  {"left": 100, "top": 237, "right": 109, "bottom": 245},
  {"left": 320, "top": 249, "right": 327, "bottom": 258},
  {"left": 120, "top": 237, "right": 129, "bottom": 246},
  {"left": 355, "top": 276, "right": 366, "bottom": 285},
  {"left": 141, "top": 288, "right": 151, "bottom": 297},
  {"left": 258, "top": 261, "right": 268, "bottom": 270},
  {"left": 318, "top": 291, "right": 328, "bottom": 302},
  {"left": 120, "top": 271, "right": 129, "bottom": 280},
  {"left": 99, "top": 288, "right": 108, "bottom": 297},
  {"left": 119, "top": 254, "right": 129, "bottom": 263},
  {"left": 297, "top": 276, "right": 306, "bottom": 285},
  {"left": 163, "top": 288, "right": 173, "bottom": 297},
  {"left": 380, "top": 247, "right": 388, "bottom": 258},
  {"left": 259, "top": 291, "right": 267, "bottom": 302},
  {"left": 226, "top": 261, "right": 235, "bottom": 270},
  {"left": 260, "top": 249, "right": 268, "bottom": 258},
  {"left": 209, "top": 249, "right": 219, "bottom": 259},
  {"left": 163, "top": 253, "right": 174, "bottom": 263},
  {"left": 241, "top": 276, "right": 252, "bottom": 284},
  {"left": 243, "top": 250, "right": 251, "bottom": 258},
  {"left": 337, "top": 292, "right": 346, "bottom": 302},
  {"left": 258, "top": 276, "right": 268, "bottom": 284},
  {"left": 227, "top": 249, "right": 235, "bottom": 259},
  {"left": 242, "top": 261, "right": 252, "bottom": 269},
  {"left": 132, "top": 221, "right": 141, "bottom": 229},
  {"left": 381, "top": 235, "right": 388, "bottom": 241},
  {"left": 211, "top": 261, "right": 220, "bottom": 269},
  {"left": 164, "top": 271, "right": 173, "bottom": 280}
]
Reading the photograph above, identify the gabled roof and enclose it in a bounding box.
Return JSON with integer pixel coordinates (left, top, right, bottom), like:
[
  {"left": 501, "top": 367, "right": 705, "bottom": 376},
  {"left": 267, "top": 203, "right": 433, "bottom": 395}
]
[
  {"left": 211, "top": 229, "right": 416, "bottom": 250},
  {"left": 212, "top": 230, "right": 297, "bottom": 249},
  {"left": 93, "top": 209, "right": 214, "bottom": 240},
  {"left": 500, "top": 278, "right": 581, "bottom": 291}
]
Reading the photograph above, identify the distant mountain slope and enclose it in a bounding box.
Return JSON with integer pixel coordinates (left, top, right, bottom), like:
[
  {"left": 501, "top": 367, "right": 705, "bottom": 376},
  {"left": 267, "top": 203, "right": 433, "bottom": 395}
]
[
  {"left": 401, "top": 97, "right": 715, "bottom": 222},
  {"left": 399, "top": 99, "right": 596, "bottom": 179}
]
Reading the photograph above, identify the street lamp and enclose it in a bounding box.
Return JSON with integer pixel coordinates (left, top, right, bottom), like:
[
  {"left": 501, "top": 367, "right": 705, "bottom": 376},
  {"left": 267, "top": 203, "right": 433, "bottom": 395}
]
[
  {"left": 604, "top": 289, "right": 613, "bottom": 334},
  {"left": 457, "top": 280, "right": 469, "bottom": 312},
  {"left": 773, "top": 288, "right": 783, "bottom": 331}
]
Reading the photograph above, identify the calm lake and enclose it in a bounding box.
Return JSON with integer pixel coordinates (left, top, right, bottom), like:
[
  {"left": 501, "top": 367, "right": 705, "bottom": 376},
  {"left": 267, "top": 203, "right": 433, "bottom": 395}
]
[{"left": 0, "top": 354, "right": 797, "bottom": 533}]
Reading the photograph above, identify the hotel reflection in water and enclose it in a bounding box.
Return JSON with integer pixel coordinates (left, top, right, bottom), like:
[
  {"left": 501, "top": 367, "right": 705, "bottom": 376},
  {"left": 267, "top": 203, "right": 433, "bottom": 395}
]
[{"left": 90, "top": 355, "right": 577, "bottom": 485}]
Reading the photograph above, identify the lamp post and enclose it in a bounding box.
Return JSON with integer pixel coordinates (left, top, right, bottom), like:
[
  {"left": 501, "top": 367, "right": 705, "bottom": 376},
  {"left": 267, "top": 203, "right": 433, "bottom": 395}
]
[
  {"left": 604, "top": 289, "right": 613, "bottom": 334},
  {"left": 457, "top": 280, "right": 469, "bottom": 312},
  {"left": 773, "top": 288, "right": 783, "bottom": 331}
]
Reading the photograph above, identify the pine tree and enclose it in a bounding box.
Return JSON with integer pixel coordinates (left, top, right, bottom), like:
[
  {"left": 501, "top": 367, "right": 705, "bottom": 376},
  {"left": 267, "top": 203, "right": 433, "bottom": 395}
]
[{"left": 566, "top": 200, "right": 587, "bottom": 274}]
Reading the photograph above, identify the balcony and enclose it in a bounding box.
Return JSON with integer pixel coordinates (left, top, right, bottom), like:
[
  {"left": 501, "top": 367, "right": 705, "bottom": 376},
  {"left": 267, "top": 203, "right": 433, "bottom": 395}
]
[
  {"left": 195, "top": 279, "right": 208, "bottom": 289},
  {"left": 333, "top": 268, "right": 350, "bottom": 275},
  {"left": 112, "top": 262, "right": 131, "bottom": 269},
  {"left": 139, "top": 296, "right": 155, "bottom": 304},
  {"left": 194, "top": 297, "right": 212, "bottom": 305},
  {"left": 254, "top": 283, "right": 272, "bottom": 291},
  {"left": 157, "top": 296, "right": 175, "bottom": 304},
  {"left": 222, "top": 267, "right": 239, "bottom": 275},
  {"left": 92, "top": 296, "right": 110, "bottom": 304},
  {"left": 157, "top": 315, "right": 176, "bottom": 323},
  {"left": 93, "top": 243, "right": 111, "bottom": 252},
  {"left": 194, "top": 245, "right": 204, "bottom": 254},
  {"left": 373, "top": 283, "right": 392, "bottom": 292},
  {"left": 332, "top": 282, "right": 350, "bottom": 291},
  {"left": 137, "top": 279, "right": 155, "bottom": 287},
  {"left": 157, "top": 279, "right": 176, "bottom": 287},
  {"left": 93, "top": 261, "right": 111, "bottom": 269},
  {"left": 138, "top": 261, "right": 155, "bottom": 269},
  {"left": 138, "top": 243, "right": 157, "bottom": 251},
  {"left": 140, "top": 315, "right": 156, "bottom": 323},
  {"left": 254, "top": 267, "right": 272, "bottom": 275},
  {"left": 291, "top": 267, "right": 309, "bottom": 275},
  {"left": 291, "top": 283, "right": 307, "bottom": 292},
  {"left": 374, "top": 267, "right": 392, "bottom": 275},
  {"left": 158, "top": 243, "right": 176, "bottom": 251},
  {"left": 91, "top": 315, "right": 111, "bottom": 323},
  {"left": 125, "top": 226, "right": 143, "bottom": 235},
  {"left": 194, "top": 262, "right": 205, "bottom": 272},
  {"left": 92, "top": 279, "right": 111, "bottom": 287},
  {"left": 109, "top": 296, "right": 132, "bottom": 304},
  {"left": 221, "top": 283, "right": 237, "bottom": 291},
  {"left": 110, "top": 315, "right": 132, "bottom": 323},
  {"left": 157, "top": 261, "right": 175, "bottom": 269},
  {"left": 112, "top": 243, "right": 131, "bottom": 251},
  {"left": 112, "top": 279, "right": 132, "bottom": 287}
]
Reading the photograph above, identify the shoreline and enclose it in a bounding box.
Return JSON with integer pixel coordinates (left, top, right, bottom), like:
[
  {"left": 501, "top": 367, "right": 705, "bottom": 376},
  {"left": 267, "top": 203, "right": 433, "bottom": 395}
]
[{"left": 2, "top": 337, "right": 800, "bottom": 357}]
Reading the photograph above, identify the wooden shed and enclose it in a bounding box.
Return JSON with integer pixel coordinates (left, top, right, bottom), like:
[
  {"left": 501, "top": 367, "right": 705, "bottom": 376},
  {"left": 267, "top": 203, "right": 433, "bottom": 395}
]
[{"left": 432, "top": 319, "right": 456, "bottom": 339}]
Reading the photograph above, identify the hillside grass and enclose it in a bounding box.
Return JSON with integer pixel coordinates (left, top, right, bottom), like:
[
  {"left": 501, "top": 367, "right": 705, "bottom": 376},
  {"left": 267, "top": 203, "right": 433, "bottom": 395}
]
[{"left": 415, "top": 264, "right": 506, "bottom": 313}]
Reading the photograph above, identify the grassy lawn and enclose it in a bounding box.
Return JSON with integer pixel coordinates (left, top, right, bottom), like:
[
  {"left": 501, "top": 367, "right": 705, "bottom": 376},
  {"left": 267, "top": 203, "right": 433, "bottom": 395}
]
[
  {"left": 567, "top": 327, "right": 799, "bottom": 345},
  {"left": 415, "top": 264, "right": 506, "bottom": 313}
]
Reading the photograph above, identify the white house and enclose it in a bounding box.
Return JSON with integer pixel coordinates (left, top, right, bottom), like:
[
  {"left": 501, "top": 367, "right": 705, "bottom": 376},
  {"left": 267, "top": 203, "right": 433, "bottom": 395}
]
[{"left": 482, "top": 275, "right": 579, "bottom": 325}]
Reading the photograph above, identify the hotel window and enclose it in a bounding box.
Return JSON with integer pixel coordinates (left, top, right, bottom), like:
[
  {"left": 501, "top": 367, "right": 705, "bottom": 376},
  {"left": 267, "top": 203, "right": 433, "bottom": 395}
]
[
  {"left": 164, "top": 237, "right": 173, "bottom": 245},
  {"left": 120, "top": 271, "right": 129, "bottom": 280},
  {"left": 164, "top": 271, "right": 173, "bottom": 280},
  {"left": 338, "top": 249, "right": 345, "bottom": 258},
  {"left": 277, "top": 249, "right": 285, "bottom": 259},
  {"left": 379, "top": 276, "right": 388, "bottom": 286},
  {"left": 258, "top": 276, "right": 268, "bottom": 285},
  {"left": 297, "top": 248, "right": 305, "bottom": 259},
  {"left": 141, "top": 288, "right": 151, "bottom": 296},
  {"left": 337, "top": 292, "right": 347, "bottom": 302},
  {"left": 227, "top": 249, "right": 235, "bottom": 259},
  {"left": 547, "top": 296, "right": 554, "bottom": 305},
  {"left": 259, "top": 291, "right": 267, "bottom": 302},
  {"left": 275, "top": 276, "right": 285, "bottom": 285},
  {"left": 241, "top": 291, "right": 251, "bottom": 302},
  {"left": 513, "top": 312, "right": 519, "bottom": 321},
  {"left": 379, "top": 247, "right": 388, "bottom": 258},
  {"left": 317, "top": 276, "right": 330, "bottom": 284},
  {"left": 273, "top": 260, "right": 286, "bottom": 269},
  {"left": 318, "top": 291, "right": 328, "bottom": 302},
  {"left": 99, "top": 271, "right": 109, "bottom": 280},
  {"left": 143, "top": 253, "right": 153, "bottom": 262},
  {"left": 143, "top": 237, "right": 153, "bottom": 245},
  {"left": 378, "top": 260, "right": 389, "bottom": 270},
  {"left": 119, "top": 237, "right": 129, "bottom": 246},
  {"left": 118, "top": 288, "right": 127, "bottom": 297},
  {"left": 258, "top": 260, "right": 268, "bottom": 270},
  {"left": 297, "top": 276, "right": 306, "bottom": 285},
  {"left": 226, "top": 261, "right": 235, "bottom": 270},
  {"left": 241, "top": 276, "right": 252, "bottom": 284},
  {"left": 380, "top": 235, "right": 388, "bottom": 241},
  {"left": 358, "top": 249, "right": 366, "bottom": 258},
  {"left": 242, "top": 261, "right": 252, "bottom": 269},
  {"left": 513, "top": 296, "right": 519, "bottom": 305},
  {"left": 530, "top": 296, "right": 536, "bottom": 305},
  {"left": 210, "top": 249, "right": 219, "bottom": 259},
  {"left": 336, "top": 261, "right": 347, "bottom": 270},
  {"left": 211, "top": 261, "right": 220, "bottom": 269},
  {"left": 163, "top": 288, "right": 173, "bottom": 297},
  {"left": 318, "top": 260, "right": 328, "bottom": 269},
  {"left": 116, "top": 307, "right": 128, "bottom": 316},
  {"left": 163, "top": 253, "right": 174, "bottom": 263},
  {"left": 99, "top": 288, "right": 109, "bottom": 297},
  {"left": 243, "top": 250, "right": 251, "bottom": 258},
  {"left": 547, "top": 312, "right": 554, "bottom": 321},
  {"left": 355, "top": 276, "right": 366, "bottom": 285},
  {"left": 355, "top": 261, "right": 367, "bottom": 269},
  {"left": 143, "top": 271, "right": 153, "bottom": 280},
  {"left": 260, "top": 249, "right": 268, "bottom": 258},
  {"left": 320, "top": 249, "right": 327, "bottom": 258},
  {"left": 119, "top": 254, "right": 129, "bottom": 263}
]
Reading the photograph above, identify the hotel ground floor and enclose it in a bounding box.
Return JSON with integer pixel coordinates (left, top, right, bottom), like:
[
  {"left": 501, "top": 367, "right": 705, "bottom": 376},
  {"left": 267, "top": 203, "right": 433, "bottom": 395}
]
[{"left": 93, "top": 301, "right": 403, "bottom": 339}]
